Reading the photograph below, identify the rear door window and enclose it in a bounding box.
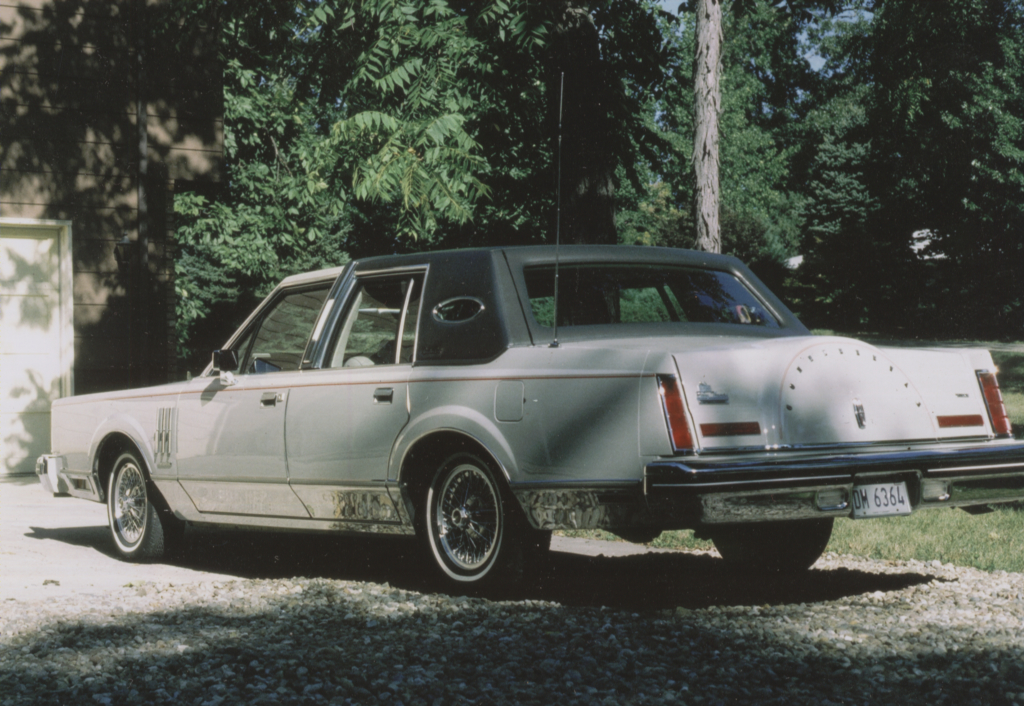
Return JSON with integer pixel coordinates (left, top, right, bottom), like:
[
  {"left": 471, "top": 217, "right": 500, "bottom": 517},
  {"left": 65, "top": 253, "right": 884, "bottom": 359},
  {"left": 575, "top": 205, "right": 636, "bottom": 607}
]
[
  {"left": 524, "top": 264, "right": 779, "bottom": 329},
  {"left": 326, "top": 274, "right": 424, "bottom": 367}
]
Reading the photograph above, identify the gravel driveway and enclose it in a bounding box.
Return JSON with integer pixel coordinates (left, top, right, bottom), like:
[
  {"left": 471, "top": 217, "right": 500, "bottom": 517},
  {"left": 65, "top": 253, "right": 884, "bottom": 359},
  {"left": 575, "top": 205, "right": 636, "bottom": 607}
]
[{"left": 2, "top": 478, "right": 1023, "bottom": 705}]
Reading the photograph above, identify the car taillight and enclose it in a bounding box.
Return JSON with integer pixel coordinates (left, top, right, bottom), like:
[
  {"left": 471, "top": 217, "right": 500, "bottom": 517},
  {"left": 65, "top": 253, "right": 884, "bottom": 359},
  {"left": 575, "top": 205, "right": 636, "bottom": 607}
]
[
  {"left": 657, "top": 374, "right": 694, "bottom": 453},
  {"left": 700, "top": 421, "right": 762, "bottom": 437},
  {"left": 936, "top": 414, "right": 985, "bottom": 429},
  {"left": 977, "top": 370, "right": 1013, "bottom": 437}
]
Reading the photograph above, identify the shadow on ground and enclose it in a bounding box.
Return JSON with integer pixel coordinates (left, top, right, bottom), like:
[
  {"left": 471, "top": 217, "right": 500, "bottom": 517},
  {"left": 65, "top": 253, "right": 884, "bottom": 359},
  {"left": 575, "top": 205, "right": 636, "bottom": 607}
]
[
  {"left": 25, "top": 524, "right": 935, "bottom": 609},
  {"left": 13, "top": 525, "right": 1019, "bottom": 706}
]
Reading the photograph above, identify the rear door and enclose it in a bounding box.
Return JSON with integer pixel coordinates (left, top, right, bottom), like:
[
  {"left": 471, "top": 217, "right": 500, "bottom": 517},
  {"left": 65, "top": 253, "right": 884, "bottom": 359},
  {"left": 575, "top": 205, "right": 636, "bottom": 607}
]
[{"left": 284, "top": 271, "right": 423, "bottom": 525}]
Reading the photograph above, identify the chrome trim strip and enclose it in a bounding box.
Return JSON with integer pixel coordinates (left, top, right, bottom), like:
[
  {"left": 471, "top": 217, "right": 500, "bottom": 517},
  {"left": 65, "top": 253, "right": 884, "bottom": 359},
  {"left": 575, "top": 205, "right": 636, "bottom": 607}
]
[
  {"left": 694, "top": 437, "right": 999, "bottom": 457},
  {"left": 695, "top": 382, "right": 729, "bottom": 405},
  {"left": 648, "top": 474, "right": 849, "bottom": 490},
  {"left": 394, "top": 275, "right": 416, "bottom": 364},
  {"left": 432, "top": 296, "right": 486, "bottom": 324},
  {"left": 513, "top": 486, "right": 653, "bottom": 531},
  {"left": 178, "top": 480, "right": 311, "bottom": 517},
  {"left": 287, "top": 479, "right": 388, "bottom": 487},
  {"left": 696, "top": 485, "right": 854, "bottom": 524},
  {"left": 729, "top": 270, "right": 787, "bottom": 328},
  {"left": 291, "top": 484, "right": 407, "bottom": 525},
  {"left": 928, "top": 474, "right": 1024, "bottom": 508},
  {"left": 154, "top": 407, "right": 175, "bottom": 468},
  {"left": 181, "top": 475, "right": 304, "bottom": 485},
  {"left": 410, "top": 268, "right": 427, "bottom": 364},
  {"left": 183, "top": 513, "right": 416, "bottom": 536},
  {"left": 509, "top": 479, "right": 640, "bottom": 490},
  {"left": 644, "top": 444, "right": 1024, "bottom": 524},
  {"left": 927, "top": 461, "right": 1024, "bottom": 475},
  {"left": 650, "top": 441, "right": 1024, "bottom": 481},
  {"left": 305, "top": 266, "right": 357, "bottom": 369},
  {"left": 699, "top": 445, "right": 778, "bottom": 455},
  {"left": 354, "top": 265, "right": 430, "bottom": 277}
]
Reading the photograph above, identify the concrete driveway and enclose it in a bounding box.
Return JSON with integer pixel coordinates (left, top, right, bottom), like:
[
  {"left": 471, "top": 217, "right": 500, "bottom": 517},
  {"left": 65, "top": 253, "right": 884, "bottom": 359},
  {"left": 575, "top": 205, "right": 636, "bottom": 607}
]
[
  {"left": 2, "top": 476, "right": 677, "bottom": 603},
  {"left": 0, "top": 477, "right": 245, "bottom": 601}
]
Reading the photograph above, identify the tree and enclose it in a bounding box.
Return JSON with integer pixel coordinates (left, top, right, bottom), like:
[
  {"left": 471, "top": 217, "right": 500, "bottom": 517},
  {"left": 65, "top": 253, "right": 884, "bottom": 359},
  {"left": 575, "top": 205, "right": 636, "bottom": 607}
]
[
  {"left": 166, "top": 0, "right": 508, "bottom": 366},
  {"left": 797, "top": 0, "right": 1024, "bottom": 337},
  {"left": 649, "top": 1, "right": 821, "bottom": 290},
  {"left": 162, "top": 1, "right": 671, "bottom": 367},
  {"left": 798, "top": 85, "right": 878, "bottom": 329},
  {"left": 693, "top": 0, "right": 724, "bottom": 253},
  {"left": 688, "top": 0, "right": 842, "bottom": 256}
]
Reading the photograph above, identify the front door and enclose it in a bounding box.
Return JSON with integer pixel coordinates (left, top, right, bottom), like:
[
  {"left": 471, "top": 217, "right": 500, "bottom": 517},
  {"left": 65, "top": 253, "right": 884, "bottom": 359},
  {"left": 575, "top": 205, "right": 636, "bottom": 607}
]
[{"left": 176, "top": 283, "right": 333, "bottom": 517}]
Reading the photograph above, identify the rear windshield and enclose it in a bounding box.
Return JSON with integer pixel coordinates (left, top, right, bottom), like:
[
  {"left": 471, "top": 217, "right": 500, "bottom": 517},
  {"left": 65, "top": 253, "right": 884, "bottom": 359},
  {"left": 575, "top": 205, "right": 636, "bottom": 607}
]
[{"left": 523, "top": 264, "right": 779, "bottom": 329}]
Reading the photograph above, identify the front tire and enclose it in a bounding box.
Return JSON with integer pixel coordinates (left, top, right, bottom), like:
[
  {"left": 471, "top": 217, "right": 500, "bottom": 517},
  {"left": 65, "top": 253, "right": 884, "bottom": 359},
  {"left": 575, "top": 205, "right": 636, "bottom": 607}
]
[
  {"left": 107, "top": 452, "right": 171, "bottom": 562},
  {"left": 425, "top": 453, "right": 518, "bottom": 585},
  {"left": 708, "top": 518, "right": 833, "bottom": 575}
]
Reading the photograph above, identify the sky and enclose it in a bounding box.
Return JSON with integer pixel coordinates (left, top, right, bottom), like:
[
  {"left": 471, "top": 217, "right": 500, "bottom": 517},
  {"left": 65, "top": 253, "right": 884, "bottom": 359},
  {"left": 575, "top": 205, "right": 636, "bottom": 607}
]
[{"left": 655, "top": 0, "right": 826, "bottom": 71}]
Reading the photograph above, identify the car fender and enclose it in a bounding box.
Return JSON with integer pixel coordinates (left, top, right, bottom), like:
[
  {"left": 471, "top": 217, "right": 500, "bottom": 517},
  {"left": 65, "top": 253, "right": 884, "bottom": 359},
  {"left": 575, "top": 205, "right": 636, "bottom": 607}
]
[
  {"left": 389, "top": 404, "right": 518, "bottom": 484},
  {"left": 88, "top": 412, "right": 157, "bottom": 479}
]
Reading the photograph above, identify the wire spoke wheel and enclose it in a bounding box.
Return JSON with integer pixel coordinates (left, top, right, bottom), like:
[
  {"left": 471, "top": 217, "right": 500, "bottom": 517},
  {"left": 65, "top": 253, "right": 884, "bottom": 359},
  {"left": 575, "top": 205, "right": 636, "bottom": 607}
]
[
  {"left": 436, "top": 463, "right": 500, "bottom": 571},
  {"left": 106, "top": 451, "right": 169, "bottom": 561},
  {"left": 425, "top": 453, "right": 518, "bottom": 584},
  {"left": 112, "top": 462, "right": 147, "bottom": 546}
]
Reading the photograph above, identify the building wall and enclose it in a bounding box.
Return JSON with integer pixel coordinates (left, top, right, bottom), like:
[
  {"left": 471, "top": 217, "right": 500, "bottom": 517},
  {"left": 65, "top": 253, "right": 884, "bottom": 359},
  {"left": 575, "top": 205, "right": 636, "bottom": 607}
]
[
  {"left": 1, "top": 0, "right": 222, "bottom": 393},
  {"left": 0, "top": 0, "right": 222, "bottom": 472}
]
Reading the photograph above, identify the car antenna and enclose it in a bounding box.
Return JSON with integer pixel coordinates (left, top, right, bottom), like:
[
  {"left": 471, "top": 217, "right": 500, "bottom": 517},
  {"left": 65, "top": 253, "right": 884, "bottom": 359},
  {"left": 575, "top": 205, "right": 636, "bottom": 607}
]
[{"left": 551, "top": 71, "right": 565, "bottom": 349}]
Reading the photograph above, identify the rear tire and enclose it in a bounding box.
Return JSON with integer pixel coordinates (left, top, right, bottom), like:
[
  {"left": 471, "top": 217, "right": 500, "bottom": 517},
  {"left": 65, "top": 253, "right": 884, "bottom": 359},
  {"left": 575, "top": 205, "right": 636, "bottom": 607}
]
[
  {"left": 107, "top": 452, "right": 177, "bottom": 562},
  {"left": 424, "top": 453, "right": 522, "bottom": 585},
  {"left": 708, "top": 518, "right": 833, "bottom": 575}
]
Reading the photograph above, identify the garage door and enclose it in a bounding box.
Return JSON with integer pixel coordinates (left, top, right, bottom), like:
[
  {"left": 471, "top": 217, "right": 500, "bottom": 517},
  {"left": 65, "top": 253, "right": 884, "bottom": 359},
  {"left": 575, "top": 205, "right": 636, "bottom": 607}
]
[{"left": 0, "top": 224, "right": 66, "bottom": 475}]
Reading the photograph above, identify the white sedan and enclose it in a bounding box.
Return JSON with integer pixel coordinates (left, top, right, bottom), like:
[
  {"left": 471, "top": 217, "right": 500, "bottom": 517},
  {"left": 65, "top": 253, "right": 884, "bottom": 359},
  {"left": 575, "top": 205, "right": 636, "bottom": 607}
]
[{"left": 37, "top": 245, "right": 1024, "bottom": 585}]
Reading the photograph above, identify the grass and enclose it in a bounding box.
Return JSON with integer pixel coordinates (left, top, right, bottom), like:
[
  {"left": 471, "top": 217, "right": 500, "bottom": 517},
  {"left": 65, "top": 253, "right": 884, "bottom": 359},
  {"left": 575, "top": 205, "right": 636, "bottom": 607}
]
[
  {"left": 559, "top": 347, "right": 1024, "bottom": 574},
  {"left": 561, "top": 504, "right": 1024, "bottom": 573},
  {"left": 827, "top": 507, "right": 1024, "bottom": 572}
]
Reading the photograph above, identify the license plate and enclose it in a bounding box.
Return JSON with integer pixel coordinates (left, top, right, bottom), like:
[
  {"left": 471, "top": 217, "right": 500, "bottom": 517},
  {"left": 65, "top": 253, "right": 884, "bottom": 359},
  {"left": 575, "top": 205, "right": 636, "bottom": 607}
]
[{"left": 851, "top": 481, "right": 912, "bottom": 518}]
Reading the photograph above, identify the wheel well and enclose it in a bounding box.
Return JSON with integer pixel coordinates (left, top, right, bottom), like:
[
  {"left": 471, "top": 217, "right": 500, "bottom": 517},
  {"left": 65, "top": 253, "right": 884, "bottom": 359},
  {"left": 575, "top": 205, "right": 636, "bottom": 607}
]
[
  {"left": 94, "top": 434, "right": 145, "bottom": 503},
  {"left": 398, "top": 431, "right": 512, "bottom": 527}
]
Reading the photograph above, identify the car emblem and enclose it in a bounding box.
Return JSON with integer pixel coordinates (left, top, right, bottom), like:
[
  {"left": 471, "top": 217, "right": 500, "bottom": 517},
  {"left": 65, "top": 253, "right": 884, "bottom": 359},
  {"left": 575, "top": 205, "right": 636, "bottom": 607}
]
[
  {"left": 697, "top": 382, "right": 729, "bottom": 405},
  {"left": 853, "top": 398, "right": 867, "bottom": 429}
]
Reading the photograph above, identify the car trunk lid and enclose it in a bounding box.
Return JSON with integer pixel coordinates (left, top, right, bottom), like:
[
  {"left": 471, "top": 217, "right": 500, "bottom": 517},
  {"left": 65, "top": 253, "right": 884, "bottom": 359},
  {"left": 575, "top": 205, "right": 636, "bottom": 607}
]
[{"left": 671, "top": 336, "right": 996, "bottom": 451}]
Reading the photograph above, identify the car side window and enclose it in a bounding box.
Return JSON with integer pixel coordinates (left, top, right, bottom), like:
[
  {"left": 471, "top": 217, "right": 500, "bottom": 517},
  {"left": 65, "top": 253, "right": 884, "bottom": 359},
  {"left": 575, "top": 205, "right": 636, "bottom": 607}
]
[
  {"left": 237, "top": 285, "right": 332, "bottom": 374},
  {"left": 328, "top": 274, "right": 423, "bottom": 368},
  {"left": 524, "top": 265, "right": 779, "bottom": 328}
]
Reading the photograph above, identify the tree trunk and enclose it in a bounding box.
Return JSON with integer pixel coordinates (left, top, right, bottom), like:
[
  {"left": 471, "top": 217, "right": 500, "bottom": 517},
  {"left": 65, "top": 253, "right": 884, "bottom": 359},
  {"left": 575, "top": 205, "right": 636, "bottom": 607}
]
[
  {"left": 693, "top": 0, "right": 723, "bottom": 254},
  {"left": 548, "top": 2, "right": 618, "bottom": 246}
]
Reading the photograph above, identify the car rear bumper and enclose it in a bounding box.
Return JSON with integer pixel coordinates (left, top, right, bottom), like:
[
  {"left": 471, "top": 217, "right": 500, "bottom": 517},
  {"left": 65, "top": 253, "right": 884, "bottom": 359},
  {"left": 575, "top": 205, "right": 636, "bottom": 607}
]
[{"left": 645, "top": 443, "right": 1024, "bottom": 524}]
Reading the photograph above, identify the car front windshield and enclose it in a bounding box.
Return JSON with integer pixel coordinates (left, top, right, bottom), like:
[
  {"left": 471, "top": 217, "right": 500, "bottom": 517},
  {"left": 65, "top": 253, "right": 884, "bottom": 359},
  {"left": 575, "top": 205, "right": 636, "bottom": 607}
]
[{"left": 523, "top": 264, "right": 780, "bottom": 329}]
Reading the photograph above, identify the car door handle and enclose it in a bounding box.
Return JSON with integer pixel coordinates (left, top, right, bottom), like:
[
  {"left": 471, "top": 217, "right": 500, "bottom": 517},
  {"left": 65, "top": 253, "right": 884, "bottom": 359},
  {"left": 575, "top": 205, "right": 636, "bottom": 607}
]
[
  {"left": 260, "top": 391, "right": 283, "bottom": 408},
  {"left": 373, "top": 387, "right": 394, "bottom": 404}
]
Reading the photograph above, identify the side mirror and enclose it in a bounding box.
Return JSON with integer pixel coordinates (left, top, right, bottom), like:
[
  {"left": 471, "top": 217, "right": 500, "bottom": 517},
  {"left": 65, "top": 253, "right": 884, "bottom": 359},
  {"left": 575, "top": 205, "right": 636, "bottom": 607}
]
[
  {"left": 212, "top": 349, "right": 238, "bottom": 372},
  {"left": 212, "top": 349, "right": 239, "bottom": 386}
]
